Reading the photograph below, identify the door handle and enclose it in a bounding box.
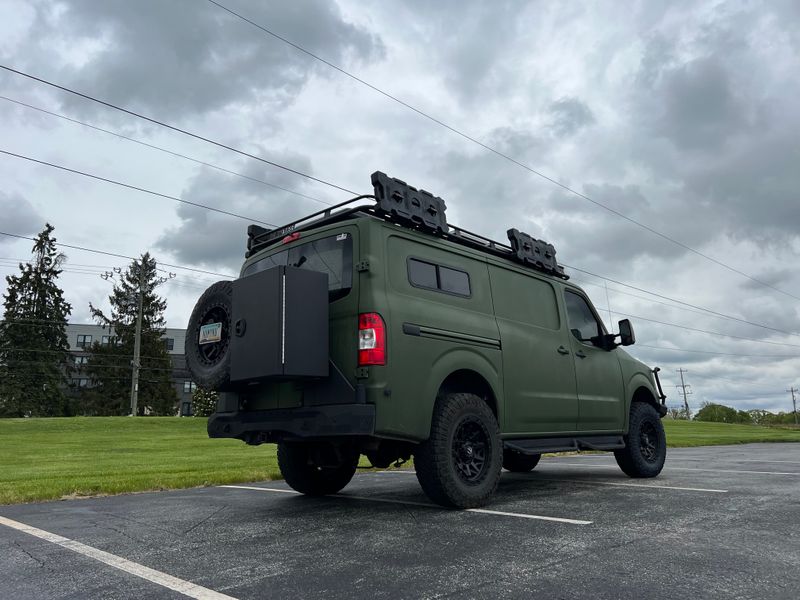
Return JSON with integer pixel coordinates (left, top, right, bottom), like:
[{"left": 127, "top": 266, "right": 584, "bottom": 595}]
[
  {"left": 575, "top": 350, "right": 587, "bottom": 359},
  {"left": 557, "top": 346, "right": 570, "bottom": 355}
]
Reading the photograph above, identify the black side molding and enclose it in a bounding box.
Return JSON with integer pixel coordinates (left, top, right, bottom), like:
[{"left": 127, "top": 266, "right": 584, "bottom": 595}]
[
  {"left": 402, "top": 323, "right": 421, "bottom": 336},
  {"left": 504, "top": 435, "right": 625, "bottom": 455}
]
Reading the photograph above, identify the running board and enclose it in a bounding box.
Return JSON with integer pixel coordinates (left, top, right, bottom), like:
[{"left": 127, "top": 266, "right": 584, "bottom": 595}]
[{"left": 504, "top": 435, "right": 625, "bottom": 455}]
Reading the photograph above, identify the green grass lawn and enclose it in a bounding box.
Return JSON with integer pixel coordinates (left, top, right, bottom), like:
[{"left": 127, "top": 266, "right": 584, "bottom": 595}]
[{"left": 1, "top": 417, "right": 798, "bottom": 505}]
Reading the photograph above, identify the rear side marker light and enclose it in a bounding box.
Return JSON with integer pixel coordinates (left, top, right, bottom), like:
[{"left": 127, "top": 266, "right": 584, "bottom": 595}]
[{"left": 358, "top": 312, "right": 386, "bottom": 366}]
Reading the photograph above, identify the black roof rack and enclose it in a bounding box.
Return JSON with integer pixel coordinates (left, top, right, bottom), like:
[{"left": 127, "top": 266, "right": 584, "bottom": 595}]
[{"left": 245, "top": 172, "right": 568, "bottom": 280}]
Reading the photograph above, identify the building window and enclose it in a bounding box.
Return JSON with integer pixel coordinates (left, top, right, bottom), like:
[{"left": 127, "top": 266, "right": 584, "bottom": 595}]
[
  {"left": 70, "top": 378, "right": 89, "bottom": 388},
  {"left": 183, "top": 381, "right": 197, "bottom": 394},
  {"left": 74, "top": 355, "right": 89, "bottom": 366},
  {"left": 76, "top": 334, "right": 92, "bottom": 348},
  {"left": 101, "top": 335, "right": 116, "bottom": 346},
  {"left": 164, "top": 338, "right": 175, "bottom": 351}
]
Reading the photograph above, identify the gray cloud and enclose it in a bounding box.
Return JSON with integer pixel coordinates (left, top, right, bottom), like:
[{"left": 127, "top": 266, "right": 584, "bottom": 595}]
[
  {"left": 155, "top": 150, "right": 322, "bottom": 270},
  {"left": 0, "top": 192, "right": 44, "bottom": 243},
  {"left": 7, "top": 0, "right": 382, "bottom": 121},
  {"left": 548, "top": 97, "right": 595, "bottom": 137}
]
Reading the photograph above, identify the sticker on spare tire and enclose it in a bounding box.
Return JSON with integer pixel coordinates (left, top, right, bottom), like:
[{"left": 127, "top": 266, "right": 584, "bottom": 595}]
[{"left": 199, "top": 323, "right": 222, "bottom": 345}]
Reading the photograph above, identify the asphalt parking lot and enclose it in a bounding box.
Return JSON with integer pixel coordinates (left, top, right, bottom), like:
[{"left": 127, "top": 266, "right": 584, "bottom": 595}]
[{"left": 2, "top": 443, "right": 799, "bottom": 600}]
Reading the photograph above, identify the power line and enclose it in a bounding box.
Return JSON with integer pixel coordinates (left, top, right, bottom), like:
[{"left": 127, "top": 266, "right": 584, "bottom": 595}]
[
  {"left": 0, "top": 94, "right": 332, "bottom": 207},
  {"left": 566, "top": 263, "right": 800, "bottom": 339},
  {"left": 0, "top": 149, "right": 276, "bottom": 227},
  {"left": 636, "top": 344, "right": 799, "bottom": 359},
  {"left": 206, "top": 0, "right": 800, "bottom": 303},
  {"left": 591, "top": 304, "right": 800, "bottom": 349},
  {"left": 0, "top": 64, "right": 359, "bottom": 197},
  {"left": 0, "top": 231, "right": 235, "bottom": 278}
]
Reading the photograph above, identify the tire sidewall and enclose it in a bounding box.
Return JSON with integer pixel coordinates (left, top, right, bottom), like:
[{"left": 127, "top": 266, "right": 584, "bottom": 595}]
[
  {"left": 625, "top": 403, "right": 667, "bottom": 476},
  {"left": 418, "top": 393, "right": 502, "bottom": 508}
]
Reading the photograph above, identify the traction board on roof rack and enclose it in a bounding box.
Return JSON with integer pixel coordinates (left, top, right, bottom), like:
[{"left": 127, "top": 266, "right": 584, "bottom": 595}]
[
  {"left": 371, "top": 171, "right": 448, "bottom": 234},
  {"left": 507, "top": 228, "right": 566, "bottom": 277}
]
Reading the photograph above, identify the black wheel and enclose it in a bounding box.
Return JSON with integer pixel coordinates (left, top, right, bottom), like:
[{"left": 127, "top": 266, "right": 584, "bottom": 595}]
[
  {"left": 503, "top": 449, "right": 541, "bottom": 472},
  {"left": 277, "top": 442, "right": 359, "bottom": 496},
  {"left": 185, "top": 281, "right": 233, "bottom": 391},
  {"left": 614, "top": 402, "right": 667, "bottom": 478},
  {"left": 414, "top": 392, "right": 502, "bottom": 508}
]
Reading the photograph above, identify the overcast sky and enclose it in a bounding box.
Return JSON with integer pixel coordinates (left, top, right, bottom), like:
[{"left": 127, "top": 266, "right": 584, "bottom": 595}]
[{"left": 1, "top": 0, "right": 799, "bottom": 413}]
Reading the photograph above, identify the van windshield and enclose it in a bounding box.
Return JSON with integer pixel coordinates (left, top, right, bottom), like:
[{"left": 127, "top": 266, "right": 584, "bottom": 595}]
[{"left": 242, "top": 233, "right": 353, "bottom": 300}]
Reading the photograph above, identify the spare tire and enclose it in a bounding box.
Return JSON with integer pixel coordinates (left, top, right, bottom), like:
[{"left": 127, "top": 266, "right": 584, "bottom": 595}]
[{"left": 185, "top": 281, "right": 233, "bottom": 391}]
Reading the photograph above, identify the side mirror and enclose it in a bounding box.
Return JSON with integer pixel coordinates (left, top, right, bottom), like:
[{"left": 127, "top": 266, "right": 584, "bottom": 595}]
[{"left": 618, "top": 319, "right": 635, "bottom": 346}]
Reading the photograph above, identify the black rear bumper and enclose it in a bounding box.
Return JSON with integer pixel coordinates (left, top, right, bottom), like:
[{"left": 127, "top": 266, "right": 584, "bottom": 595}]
[{"left": 207, "top": 403, "right": 376, "bottom": 444}]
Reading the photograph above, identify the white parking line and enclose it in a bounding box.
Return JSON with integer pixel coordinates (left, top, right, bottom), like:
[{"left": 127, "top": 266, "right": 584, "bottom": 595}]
[
  {"left": 543, "top": 462, "right": 800, "bottom": 476},
  {"left": 530, "top": 477, "right": 728, "bottom": 493},
  {"left": 0, "top": 515, "right": 236, "bottom": 600},
  {"left": 561, "top": 455, "right": 800, "bottom": 466},
  {"left": 378, "top": 470, "right": 727, "bottom": 493},
  {"left": 220, "top": 485, "right": 592, "bottom": 525}
]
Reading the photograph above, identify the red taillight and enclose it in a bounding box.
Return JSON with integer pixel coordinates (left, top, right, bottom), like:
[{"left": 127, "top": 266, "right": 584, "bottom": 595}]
[
  {"left": 358, "top": 312, "right": 386, "bottom": 366},
  {"left": 282, "top": 232, "right": 301, "bottom": 244}
]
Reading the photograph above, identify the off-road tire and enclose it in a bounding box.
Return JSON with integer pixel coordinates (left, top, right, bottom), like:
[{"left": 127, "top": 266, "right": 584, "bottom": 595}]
[
  {"left": 278, "top": 442, "right": 359, "bottom": 496},
  {"left": 503, "top": 449, "right": 541, "bottom": 472},
  {"left": 614, "top": 402, "right": 667, "bottom": 478},
  {"left": 415, "top": 392, "right": 502, "bottom": 508},
  {"left": 185, "top": 281, "right": 233, "bottom": 391}
]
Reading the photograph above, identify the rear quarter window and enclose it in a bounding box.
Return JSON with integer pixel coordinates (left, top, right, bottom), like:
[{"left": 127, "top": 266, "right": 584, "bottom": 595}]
[{"left": 408, "top": 258, "right": 471, "bottom": 297}]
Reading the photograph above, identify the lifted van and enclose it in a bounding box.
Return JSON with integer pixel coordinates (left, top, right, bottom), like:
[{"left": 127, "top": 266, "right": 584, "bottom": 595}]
[{"left": 186, "top": 172, "right": 668, "bottom": 508}]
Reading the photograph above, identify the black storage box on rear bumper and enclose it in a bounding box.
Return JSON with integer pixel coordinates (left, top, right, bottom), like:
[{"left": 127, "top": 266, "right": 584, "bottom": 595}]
[{"left": 230, "top": 265, "right": 328, "bottom": 382}]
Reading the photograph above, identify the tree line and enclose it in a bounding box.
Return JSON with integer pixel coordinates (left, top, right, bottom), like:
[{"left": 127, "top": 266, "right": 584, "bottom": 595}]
[{"left": 0, "top": 224, "right": 179, "bottom": 417}]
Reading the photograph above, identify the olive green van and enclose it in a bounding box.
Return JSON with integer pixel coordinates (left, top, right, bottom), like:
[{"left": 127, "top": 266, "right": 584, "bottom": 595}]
[{"left": 186, "top": 172, "right": 668, "bottom": 508}]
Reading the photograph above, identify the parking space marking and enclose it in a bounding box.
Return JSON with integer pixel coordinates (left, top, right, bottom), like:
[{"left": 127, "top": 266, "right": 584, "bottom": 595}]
[
  {"left": 529, "top": 477, "right": 728, "bottom": 493},
  {"left": 378, "top": 470, "right": 727, "bottom": 493},
  {"left": 0, "top": 515, "right": 236, "bottom": 600},
  {"left": 220, "top": 485, "right": 593, "bottom": 525},
  {"left": 545, "top": 462, "right": 800, "bottom": 476},
  {"left": 563, "top": 455, "right": 800, "bottom": 466}
]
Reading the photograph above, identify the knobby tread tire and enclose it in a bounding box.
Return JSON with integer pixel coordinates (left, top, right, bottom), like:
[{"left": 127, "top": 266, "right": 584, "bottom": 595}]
[
  {"left": 278, "top": 442, "right": 358, "bottom": 496},
  {"left": 414, "top": 392, "right": 502, "bottom": 508},
  {"left": 614, "top": 402, "right": 667, "bottom": 478},
  {"left": 185, "top": 281, "right": 233, "bottom": 391},
  {"left": 503, "top": 450, "right": 541, "bottom": 472}
]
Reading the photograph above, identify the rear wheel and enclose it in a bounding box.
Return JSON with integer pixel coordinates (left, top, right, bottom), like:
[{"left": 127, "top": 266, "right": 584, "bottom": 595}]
[
  {"left": 414, "top": 392, "right": 502, "bottom": 508},
  {"left": 614, "top": 402, "right": 666, "bottom": 478},
  {"left": 503, "top": 449, "right": 541, "bottom": 472},
  {"left": 278, "top": 442, "right": 358, "bottom": 496}
]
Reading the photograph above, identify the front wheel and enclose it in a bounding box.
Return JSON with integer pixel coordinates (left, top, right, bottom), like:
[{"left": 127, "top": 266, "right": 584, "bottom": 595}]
[
  {"left": 414, "top": 392, "right": 502, "bottom": 508},
  {"left": 614, "top": 402, "right": 666, "bottom": 478},
  {"left": 277, "top": 442, "right": 358, "bottom": 496}
]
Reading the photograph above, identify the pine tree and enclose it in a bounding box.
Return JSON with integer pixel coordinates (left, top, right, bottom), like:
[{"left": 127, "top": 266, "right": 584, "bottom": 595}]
[
  {"left": 0, "top": 224, "right": 73, "bottom": 417},
  {"left": 82, "top": 253, "right": 178, "bottom": 416}
]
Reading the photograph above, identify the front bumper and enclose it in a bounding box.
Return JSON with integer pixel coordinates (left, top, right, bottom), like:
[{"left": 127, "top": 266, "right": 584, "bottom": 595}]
[{"left": 207, "top": 403, "right": 376, "bottom": 444}]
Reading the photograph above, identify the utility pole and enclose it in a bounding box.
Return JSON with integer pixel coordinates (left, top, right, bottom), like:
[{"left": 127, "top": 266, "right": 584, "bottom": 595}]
[
  {"left": 102, "top": 262, "right": 175, "bottom": 417},
  {"left": 787, "top": 386, "right": 798, "bottom": 425},
  {"left": 676, "top": 368, "right": 692, "bottom": 417},
  {"left": 129, "top": 266, "right": 145, "bottom": 417}
]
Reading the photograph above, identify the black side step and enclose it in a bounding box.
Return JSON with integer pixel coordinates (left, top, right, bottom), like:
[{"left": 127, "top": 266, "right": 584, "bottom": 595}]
[{"left": 504, "top": 435, "right": 625, "bottom": 455}]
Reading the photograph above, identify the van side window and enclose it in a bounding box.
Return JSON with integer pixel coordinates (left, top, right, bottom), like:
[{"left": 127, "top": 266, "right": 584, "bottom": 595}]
[
  {"left": 408, "top": 258, "right": 471, "bottom": 297},
  {"left": 564, "top": 291, "right": 603, "bottom": 343}
]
